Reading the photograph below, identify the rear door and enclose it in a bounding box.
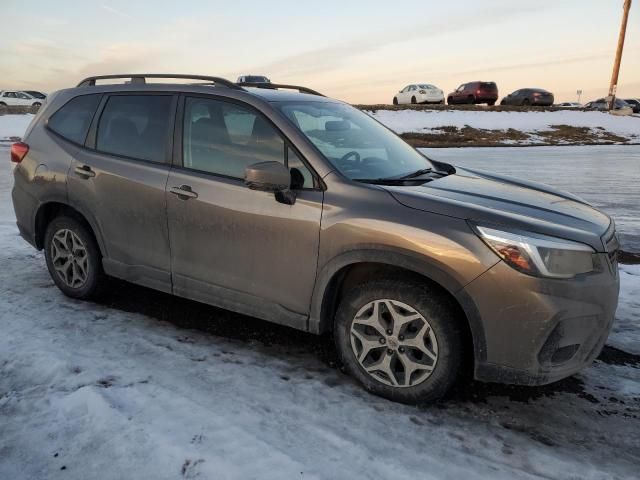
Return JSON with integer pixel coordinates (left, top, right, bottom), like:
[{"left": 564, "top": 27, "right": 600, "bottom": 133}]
[
  {"left": 67, "top": 93, "right": 177, "bottom": 292},
  {"left": 166, "top": 95, "right": 323, "bottom": 328}
]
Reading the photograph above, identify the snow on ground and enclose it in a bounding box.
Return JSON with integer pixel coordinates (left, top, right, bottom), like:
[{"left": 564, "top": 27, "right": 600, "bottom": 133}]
[
  {"left": 1, "top": 118, "right": 640, "bottom": 479},
  {"left": 0, "top": 114, "right": 33, "bottom": 142},
  {"left": 367, "top": 109, "right": 640, "bottom": 142}
]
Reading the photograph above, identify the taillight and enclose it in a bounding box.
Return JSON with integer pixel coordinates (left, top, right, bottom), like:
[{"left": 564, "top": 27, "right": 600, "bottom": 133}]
[
  {"left": 476, "top": 90, "right": 481, "bottom": 95},
  {"left": 11, "top": 142, "right": 29, "bottom": 163}
]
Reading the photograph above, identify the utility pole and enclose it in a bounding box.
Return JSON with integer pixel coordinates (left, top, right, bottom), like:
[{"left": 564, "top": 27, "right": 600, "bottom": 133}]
[{"left": 608, "top": 0, "right": 632, "bottom": 110}]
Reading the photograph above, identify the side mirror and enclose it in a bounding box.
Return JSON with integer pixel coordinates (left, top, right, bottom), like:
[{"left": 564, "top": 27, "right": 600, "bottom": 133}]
[{"left": 244, "top": 161, "right": 296, "bottom": 204}]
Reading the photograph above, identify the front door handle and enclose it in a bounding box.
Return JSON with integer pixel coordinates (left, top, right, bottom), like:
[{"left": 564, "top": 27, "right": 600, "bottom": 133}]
[
  {"left": 169, "top": 185, "right": 198, "bottom": 200},
  {"left": 74, "top": 165, "right": 95, "bottom": 178}
]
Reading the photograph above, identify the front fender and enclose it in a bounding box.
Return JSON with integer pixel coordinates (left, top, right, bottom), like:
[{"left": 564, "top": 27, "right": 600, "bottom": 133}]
[{"left": 308, "top": 247, "right": 490, "bottom": 364}]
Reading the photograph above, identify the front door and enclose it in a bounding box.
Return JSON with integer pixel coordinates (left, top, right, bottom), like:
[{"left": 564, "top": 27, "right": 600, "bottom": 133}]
[{"left": 166, "top": 95, "right": 323, "bottom": 329}]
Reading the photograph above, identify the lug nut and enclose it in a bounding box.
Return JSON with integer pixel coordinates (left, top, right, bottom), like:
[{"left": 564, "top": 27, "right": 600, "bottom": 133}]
[
  {"left": 387, "top": 349, "right": 394, "bottom": 355},
  {"left": 399, "top": 335, "right": 404, "bottom": 341},
  {"left": 399, "top": 347, "right": 405, "bottom": 353},
  {"left": 379, "top": 338, "right": 386, "bottom": 344},
  {"left": 386, "top": 329, "right": 392, "bottom": 335}
]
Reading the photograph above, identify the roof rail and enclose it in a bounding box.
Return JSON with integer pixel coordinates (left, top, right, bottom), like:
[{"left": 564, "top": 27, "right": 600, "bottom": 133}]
[
  {"left": 237, "top": 82, "right": 324, "bottom": 97},
  {"left": 76, "top": 74, "right": 243, "bottom": 90}
]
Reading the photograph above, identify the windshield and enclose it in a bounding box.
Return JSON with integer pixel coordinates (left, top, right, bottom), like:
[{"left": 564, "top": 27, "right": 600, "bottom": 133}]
[
  {"left": 276, "top": 101, "right": 432, "bottom": 180},
  {"left": 244, "top": 76, "right": 270, "bottom": 83}
]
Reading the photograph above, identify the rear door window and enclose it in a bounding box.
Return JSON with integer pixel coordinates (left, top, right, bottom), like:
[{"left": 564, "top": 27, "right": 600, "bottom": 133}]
[
  {"left": 48, "top": 94, "right": 102, "bottom": 145},
  {"left": 96, "top": 95, "right": 173, "bottom": 163}
]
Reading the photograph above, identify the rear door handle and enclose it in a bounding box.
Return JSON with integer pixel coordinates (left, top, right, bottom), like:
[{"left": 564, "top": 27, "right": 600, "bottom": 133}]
[
  {"left": 169, "top": 185, "right": 198, "bottom": 200},
  {"left": 74, "top": 165, "right": 95, "bottom": 178}
]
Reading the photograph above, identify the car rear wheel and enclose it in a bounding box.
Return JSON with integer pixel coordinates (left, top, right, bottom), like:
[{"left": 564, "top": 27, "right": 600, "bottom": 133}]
[
  {"left": 487, "top": 101, "right": 495, "bottom": 106},
  {"left": 33, "top": 102, "right": 42, "bottom": 107},
  {"left": 393, "top": 97, "right": 398, "bottom": 105},
  {"left": 44, "top": 216, "right": 105, "bottom": 299},
  {"left": 334, "top": 278, "right": 463, "bottom": 404},
  {"left": 411, "top": 96, "right": 417, "bottom": 104},
  {"left": 522, "top": 98, "right": 531, "bottom": 106},
  {"left": 467, "top": 96, "right": 475, "bottom": 104}
]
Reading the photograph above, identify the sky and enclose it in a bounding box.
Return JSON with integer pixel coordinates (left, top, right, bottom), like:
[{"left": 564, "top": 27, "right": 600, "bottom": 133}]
[{"left": 0, "top": 0, "right": 639, "bottom": 104}]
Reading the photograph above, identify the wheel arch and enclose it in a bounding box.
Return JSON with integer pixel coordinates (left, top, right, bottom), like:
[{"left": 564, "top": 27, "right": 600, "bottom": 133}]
[
  {"left": 34, "top": 201, "right": 106, "bottom": 256},
  {"left": 309, "top": 249, "right": 486, "bottom": 364}
]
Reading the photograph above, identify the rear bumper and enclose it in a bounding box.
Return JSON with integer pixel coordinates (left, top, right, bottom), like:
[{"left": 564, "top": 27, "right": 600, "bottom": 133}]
[
  {"left": 462, "top": 256, "right": 619, "bottom": 386},
  {"left": 11, "top": 182, "right": 38, "bottom": 248},
  {"left": 532, "top": 97, "right": 554, "bottom": 106},
  {"left": 416, "top": 93, "right": 444, "bottom": 104}
]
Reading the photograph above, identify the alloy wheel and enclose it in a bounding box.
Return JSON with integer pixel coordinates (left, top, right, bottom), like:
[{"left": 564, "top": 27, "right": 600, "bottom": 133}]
[
  {"left": 50, "top": 229, "right": 89, "bottom": 288},
  {"left": 350, "top": 299, "right": 438, "bottom": 387}
]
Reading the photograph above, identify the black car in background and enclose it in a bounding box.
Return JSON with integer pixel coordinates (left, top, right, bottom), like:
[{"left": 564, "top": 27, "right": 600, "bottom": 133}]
[
  {"left": 501, "top": 88, "right": 554, "bottom": 106},
  {"left": 624, "top": 98, "right": 640, "bottom": 113}
]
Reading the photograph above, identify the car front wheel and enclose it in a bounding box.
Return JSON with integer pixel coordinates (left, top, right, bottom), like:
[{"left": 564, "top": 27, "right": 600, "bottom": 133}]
[
  {"left": 334, "top": 278, "right": 463, "bottom": 404},
  {"left": 44, "top": 216, "right": 105, "bottom": 299}
]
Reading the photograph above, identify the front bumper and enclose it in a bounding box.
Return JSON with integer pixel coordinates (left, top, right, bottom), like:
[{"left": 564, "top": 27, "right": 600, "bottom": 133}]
[{"left": 462, "top": 255, "right": 619, "bottom": 385}]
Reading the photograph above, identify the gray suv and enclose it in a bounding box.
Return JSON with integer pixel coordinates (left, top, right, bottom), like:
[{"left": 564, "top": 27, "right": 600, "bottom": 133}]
[{"left": 11, "top": 74, "right": 620, "bottom": 403}]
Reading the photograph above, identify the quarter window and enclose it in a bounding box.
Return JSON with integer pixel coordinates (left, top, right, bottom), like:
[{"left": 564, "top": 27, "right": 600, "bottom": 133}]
[
  {"left": 48, "top": 94, "right": 102, "bottom": 145},
  {"left": 183, "top": 97, "right": 285, "bottom": 179},
  {"left": 96, "top": 95, "right": 173, "bottom": 163}
]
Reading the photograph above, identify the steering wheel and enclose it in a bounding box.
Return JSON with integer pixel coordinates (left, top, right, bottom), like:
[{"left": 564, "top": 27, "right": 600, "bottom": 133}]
[{"left": 339, "top": 151, "right": 361, "bottom": 164}]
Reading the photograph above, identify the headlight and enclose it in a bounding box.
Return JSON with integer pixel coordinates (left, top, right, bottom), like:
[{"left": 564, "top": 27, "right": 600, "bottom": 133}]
[{"left": 475, "top": 226, "right": 597, "bottom": 278}]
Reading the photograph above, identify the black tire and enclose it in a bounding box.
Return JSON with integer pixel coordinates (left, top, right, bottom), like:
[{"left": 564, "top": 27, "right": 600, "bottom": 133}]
[
  {"left": 488, "top": 101, "right": 496, "bottom": 106},
  {"left": 393, "top": 97, "right": 398, "bottom": 105},
  {"left": 44, "top": 215, "right": 105, "bottom": 300},
  {"left": 33, "top": 102, "right": 42, "bottom": 107},
  {"left": 439, "top": 100, "right": 445, "bottom": 105},
  {"left": 411, "top": 96, "right": 417, "bottom": 104},
  {"left": 522, "top": 98, "right": 531, "bottom": 106},
  {"left": 447, "top": 97, "right": 454, "bottom": 105},
  {"left": 334, "top": 278, "right": 463, "bottom": 404},
  {"left": 467, "top": 95, "right": 475, "bottom": 104}
]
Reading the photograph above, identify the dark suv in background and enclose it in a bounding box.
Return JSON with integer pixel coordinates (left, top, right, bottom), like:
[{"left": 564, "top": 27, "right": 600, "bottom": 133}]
[
  {"left": 11, "top": 74, "right": 620, "bottom": 404},
  {"left": 501, "top": 88, "right": 554, "bottom": 106},
  {"left": 447, "top": 81, "right": 498, "bottom": 105}
]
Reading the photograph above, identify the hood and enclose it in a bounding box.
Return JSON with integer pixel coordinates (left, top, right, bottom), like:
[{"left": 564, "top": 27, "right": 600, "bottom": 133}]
[{"left": 384, "top": 166, "right": 611, "bottom": 251}]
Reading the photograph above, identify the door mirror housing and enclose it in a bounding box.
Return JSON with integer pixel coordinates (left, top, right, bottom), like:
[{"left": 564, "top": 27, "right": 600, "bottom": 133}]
[
  {"left": 244, "top": 161, "right": 291, "bottom": 192},
  {"left": 245, "top": 162, "right": 296, "bottom": 204}
]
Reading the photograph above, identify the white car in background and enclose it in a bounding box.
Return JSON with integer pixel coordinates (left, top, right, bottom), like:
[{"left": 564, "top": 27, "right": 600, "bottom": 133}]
[
  {"left": 0, "top": 90, "right": 44, "bottom": 107},
  {"left": 393, "top": 84, "right": 445, "bottom": 105}
]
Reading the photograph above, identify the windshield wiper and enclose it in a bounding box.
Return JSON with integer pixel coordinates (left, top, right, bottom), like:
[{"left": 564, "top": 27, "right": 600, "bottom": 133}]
[
  {"left": 394, "top": 168, "right": 433, "bottom": 180},
  {"left": 353, "top": 177, "right": 433, "bottom": 185}
]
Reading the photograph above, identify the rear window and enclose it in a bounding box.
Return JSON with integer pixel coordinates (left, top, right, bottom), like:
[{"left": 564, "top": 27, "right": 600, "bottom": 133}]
[
  {"left": 480, "top": 82, "right": 497, "bottom": 89},
  {"left": 96, "top": 95, "right": 173, "bottom": 163},
  {"left": 48, "top": 94, "right": 101, "bottom": 145}
]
